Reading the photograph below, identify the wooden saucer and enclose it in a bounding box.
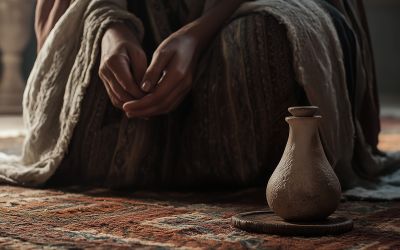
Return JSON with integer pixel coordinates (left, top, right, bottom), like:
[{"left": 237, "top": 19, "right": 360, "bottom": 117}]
[{"left": 232, "top": 211, "right": 353, "bottom": 236}]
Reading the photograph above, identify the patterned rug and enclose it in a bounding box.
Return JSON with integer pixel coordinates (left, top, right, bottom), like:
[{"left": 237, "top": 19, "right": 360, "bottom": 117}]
[
  {"left": 0, "top": 186, "right": 399, "bottom": 249},
  {"left": 0, "top": 117, "right": 399, "bottom": 249}
]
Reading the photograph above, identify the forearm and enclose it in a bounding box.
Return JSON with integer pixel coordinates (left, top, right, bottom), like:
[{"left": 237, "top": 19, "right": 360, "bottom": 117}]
[
  {"left": 182, "top": 0, "right": 247, "bottom": 52},
  {"left": 35, "top": 0, "right": 71, "bottom": 51}
]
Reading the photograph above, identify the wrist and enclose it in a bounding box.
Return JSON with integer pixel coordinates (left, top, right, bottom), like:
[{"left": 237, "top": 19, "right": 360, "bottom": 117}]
[
  {"left": 178, "top": 21, "right": 209, "bottom": 53},
  {"left": 103, "top": 22, "right": 141, "bottom": 46}
]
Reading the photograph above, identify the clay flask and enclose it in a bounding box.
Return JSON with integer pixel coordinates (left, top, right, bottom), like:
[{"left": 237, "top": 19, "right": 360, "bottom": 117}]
[{"left": 266, "top": 106, "right": 341, "bottom": 221}]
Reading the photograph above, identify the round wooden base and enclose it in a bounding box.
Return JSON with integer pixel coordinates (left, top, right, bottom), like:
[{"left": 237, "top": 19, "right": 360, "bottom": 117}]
[{"left": 232, "top": 211, "right": 353, "bottom": 236}]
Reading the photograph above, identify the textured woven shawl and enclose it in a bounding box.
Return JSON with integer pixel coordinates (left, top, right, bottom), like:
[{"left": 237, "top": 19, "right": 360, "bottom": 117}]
[{"left": 0, "top": 0, "right": 143, "bottom": 186}]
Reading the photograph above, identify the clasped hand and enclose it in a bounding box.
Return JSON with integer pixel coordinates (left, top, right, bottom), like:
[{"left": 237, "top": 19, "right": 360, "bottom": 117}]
[{"left": 99, "top": 23, "right": 199, "bottom": 118}]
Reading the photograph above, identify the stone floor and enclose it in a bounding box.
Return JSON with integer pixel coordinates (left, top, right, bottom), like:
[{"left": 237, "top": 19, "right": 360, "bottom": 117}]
[
  {"left": 380, "top": 96, "right": 400, "bottom": 118},
  {"left": 0, "top": 115, "right": 25, "bottom": 137}
]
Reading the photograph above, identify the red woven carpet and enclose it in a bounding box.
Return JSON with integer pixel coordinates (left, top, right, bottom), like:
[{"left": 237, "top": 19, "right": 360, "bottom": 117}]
[
  {"left": 0, "top": 186, "right": 399, "bottom": 249},
  {"left": 0, "top": 118, "right": 399, "bottom": 249}
]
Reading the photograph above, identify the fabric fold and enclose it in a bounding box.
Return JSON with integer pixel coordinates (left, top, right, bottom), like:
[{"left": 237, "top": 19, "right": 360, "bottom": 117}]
[
  {"left": 0, "top": 0, "right": 143, "bottom": 186},
  {"left": 0, "top": 0, "right": 398, "bottom": 201}
]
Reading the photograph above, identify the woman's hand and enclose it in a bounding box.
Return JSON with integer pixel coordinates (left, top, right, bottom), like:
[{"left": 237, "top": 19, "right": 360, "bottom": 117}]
[
  {"left": 123, "top": 28, "right": 200, "bottom": 118},
  {"left": 122, "top": 0, "right": 246, "bottom": 118},
  {"left": 99, "top": 23, "right": 147, "bottom": 109}
]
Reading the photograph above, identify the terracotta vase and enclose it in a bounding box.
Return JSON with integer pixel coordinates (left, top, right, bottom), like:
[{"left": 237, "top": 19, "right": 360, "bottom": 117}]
[{"left": 266, "top": 106, "right": 341, "bottom": 221}]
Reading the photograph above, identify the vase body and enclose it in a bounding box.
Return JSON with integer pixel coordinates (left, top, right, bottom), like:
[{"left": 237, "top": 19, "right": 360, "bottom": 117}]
[
  {"left": 0, "top": 0, "right": 34, "bottom": 114},
  {"left": 266, "top": 107, "right": 341, "bottom": 221}
]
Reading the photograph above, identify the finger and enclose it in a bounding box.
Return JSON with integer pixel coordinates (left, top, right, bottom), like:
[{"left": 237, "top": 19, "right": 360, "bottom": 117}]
[
  {"left": 99, "top": 74, "right": 124, "bottom": 108},
  {"left": 123, "top": 74, "right": 177, "bottom": 114},
  {"left": 153, "top": 54, "right": 187, "bottom": 90},
  {"left": 102, "top": 67, "right": 133, "bottom": 103},
  {"left": 124, "top": 84, "right": 189, "bottom": 118},
  {"left": 127, "top": 48, "right": 147, "bottom": 87},
  {"left": 140, "top": 49, "right": 174, "bottom": 93},
  {"left": 107, "top": 55, "right": 145, "bottom": 99},
  {"left": 124, "top": 53, "right": 187, "bottom": 113},
  {"left": 124, "top": 76, "right": 191, "bottom": 118}
]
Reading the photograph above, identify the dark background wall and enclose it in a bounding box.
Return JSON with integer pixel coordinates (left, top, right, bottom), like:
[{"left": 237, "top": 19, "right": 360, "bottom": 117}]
[
  {"left": 22, "top": 24, "right": 36, "bottom": 81},
  {"left": 365, "top": 0, "right": 400, "bottom": 99},
  {"left": 0, "top": 4, "right": 36, "bottom": 83}
]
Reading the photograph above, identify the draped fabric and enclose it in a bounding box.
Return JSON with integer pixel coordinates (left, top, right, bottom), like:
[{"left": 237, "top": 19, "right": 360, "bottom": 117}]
[
  {"left": 133, "top": 0, "right": 381, "bottom": 157},
  {"left": 120, "top": 0, "right": 398, "bottom": 189},
  {"left": 54, "top": 0, "right": 367, "bottom": 189},
  {"left": 58, "top": 0, "right": 399, "bottom": 192},
  {"left": 0, "top": 0, "right": 399, "bottom": 199},
  {"left": 50, "top": 12, "right": 302, "bottom": 188},
  {"left": 0, "top": 0, "right": 143, "bottom": 186}
]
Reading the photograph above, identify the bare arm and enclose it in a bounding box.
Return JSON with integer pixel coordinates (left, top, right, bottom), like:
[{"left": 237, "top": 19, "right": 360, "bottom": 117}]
[
  {"left": 185, "top": 0, "right": 247, "bottom": 53},
  {"left": 35, "top": 0, "right": 71, "bottom": 52}
]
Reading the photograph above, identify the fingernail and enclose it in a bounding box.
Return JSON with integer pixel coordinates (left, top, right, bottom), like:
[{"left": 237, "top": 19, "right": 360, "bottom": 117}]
[
  {"left": 141, "top": 81, "right": 151, "bottom": 92},
  {"left": 123, "top": 101, "right": 136, "bottom": 110}
]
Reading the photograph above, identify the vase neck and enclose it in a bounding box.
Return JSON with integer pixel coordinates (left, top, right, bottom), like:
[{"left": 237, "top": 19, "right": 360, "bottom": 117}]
[{"left": 286, "top": 116, "right": 321, "bottom": 144}]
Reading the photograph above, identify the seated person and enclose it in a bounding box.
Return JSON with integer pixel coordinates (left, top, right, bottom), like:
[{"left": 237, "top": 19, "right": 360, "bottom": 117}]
[{"left": 0, "top": 0, "right": 397, "bottom": 193}]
